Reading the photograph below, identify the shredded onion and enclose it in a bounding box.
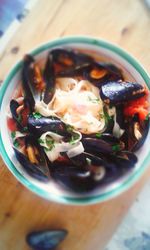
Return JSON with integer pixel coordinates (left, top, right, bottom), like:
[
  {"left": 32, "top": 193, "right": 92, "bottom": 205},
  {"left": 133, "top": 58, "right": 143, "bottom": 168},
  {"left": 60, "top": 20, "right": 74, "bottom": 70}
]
[
  {"left": 67, "top": 142, "right": 84, "bottom": 158},
  {"left": 39, "top": 130, "right": 83, "bottom": 162}
]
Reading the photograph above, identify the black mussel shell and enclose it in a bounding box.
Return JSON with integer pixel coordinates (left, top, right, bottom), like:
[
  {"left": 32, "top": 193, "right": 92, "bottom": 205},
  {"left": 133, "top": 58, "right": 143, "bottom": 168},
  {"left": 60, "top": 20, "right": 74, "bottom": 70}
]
[
  {"left": 51, "top": 48, "right": 93, "bottom": 68},
  {"left": 14, "top": 136, "right": 50, "bottom": 182},
  {"left": 102, "top": 63, "right": 123, "bottom": 81},
  {"left": 82, "top": 135, "right": 123, "bottom": 154},
  {"left": 51, "top": 49, "right": 76, "bottom": 67},
  {"left": 26, "top": 229, "right": 68, "bottom": 250},
  {"left": 56, "top": 63, "right": 91, "bottom": 78},
  {"left": 10, "top": 99, "right": 24, "bottom": 131},
  {"left": 74, "top": 51, "right": 94, "bottom": 65},
  {"left": 50, "top": 159, "right": 90, "bottom": 177},
  {"left": 84, "top": 62, "right": 109, "bottom": 85},
  {"left": 100, "top": 81, "right": 145, "bottom": 104},
  {"left": 50, "top": 159, "right": 93, "bottom": 192},
  {"left": 132, "top": 117, "right": 149, "bottom": 151},
  {"left": 83, "top": 62, "right": 123, "bottom": 86},
  {"left": 115, "top": 104, "right": 126, "bottom": 129},
  {"left": 22, "top": 54, "right": 45, "bottom": 112},
  {"left": 14, "top": 148, "right": 50, "bottom": 182},
  {"left": 109, "top": 151, "right": 137, "bottom": 168},
  {"left": 122, "top": 114, "right": 150, "bottom": 152},
  {"left": 82, "top": 137, "right": 113, "bottom": 154},
  {"left": 43, "top": 52, "right": 55, "bottom": 104},
  {"left": 28, "top": 115, "right": 70, "bottom": 137}
]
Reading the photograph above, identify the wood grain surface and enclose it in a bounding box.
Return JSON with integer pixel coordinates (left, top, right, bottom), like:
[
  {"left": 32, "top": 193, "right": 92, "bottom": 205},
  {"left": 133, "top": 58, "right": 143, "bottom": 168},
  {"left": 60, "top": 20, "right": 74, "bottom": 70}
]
[{"left": 0, "top": 0, "right": 150, "bottom": 249}]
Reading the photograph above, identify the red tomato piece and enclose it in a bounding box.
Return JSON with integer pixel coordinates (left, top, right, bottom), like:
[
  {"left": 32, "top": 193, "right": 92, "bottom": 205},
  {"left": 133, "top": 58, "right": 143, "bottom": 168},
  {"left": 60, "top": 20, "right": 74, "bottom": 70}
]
[{"left": 7, "top": 118, "right": 17, "bottom": 131}]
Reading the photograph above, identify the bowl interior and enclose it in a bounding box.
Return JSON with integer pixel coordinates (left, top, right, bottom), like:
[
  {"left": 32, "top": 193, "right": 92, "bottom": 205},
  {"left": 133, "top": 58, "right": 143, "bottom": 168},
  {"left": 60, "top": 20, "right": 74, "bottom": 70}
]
[{"left": 0, "top": 37, "right": 150, "bottom": 205}]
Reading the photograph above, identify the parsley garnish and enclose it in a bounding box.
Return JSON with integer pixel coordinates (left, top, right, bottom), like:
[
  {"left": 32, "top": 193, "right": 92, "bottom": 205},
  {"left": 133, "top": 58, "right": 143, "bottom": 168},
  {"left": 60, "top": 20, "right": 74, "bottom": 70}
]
[
  {"left": 96, "top": 133, "right": 102, "bottom": 138},
  {"left": 33, "top": 112, "right": 42, "bottom": 119},
  {"left": 88, "top": 96, "right": 100, "bottom": 103},
  {"left": 13, "top": 139, "right": 20, "bottom": 148},
  {"left": 145, "top": 112, "right": 150, "bottom": 121},
  {"left": 11, "top": 131, "right": 16, "bottom": 139},
  {"left": 46, "top": 137, "right": 55, "bottom": 151},
  {"left": 17, "top": 114, "right": 22, "bottom": 123},
  {"left": 38, "top": 138, "right": 44, "bottom": 144},
  {"left": 99, "top": 113, "right": 104, "bottom": 119},
  {"left": 69, "top": 133, "right": 80, "bottom": 144},
  {"left": 104, "top": 110, "right": 112, "bottom": 121},
  {"left": 112, "top": 144, "right": 120, "bottom": 152},
  {"left": 23, "top": 126, "right": 28, "bottom": 132},
  {"left": 66, "top": 124, "right": 74, "bottom": 133}
]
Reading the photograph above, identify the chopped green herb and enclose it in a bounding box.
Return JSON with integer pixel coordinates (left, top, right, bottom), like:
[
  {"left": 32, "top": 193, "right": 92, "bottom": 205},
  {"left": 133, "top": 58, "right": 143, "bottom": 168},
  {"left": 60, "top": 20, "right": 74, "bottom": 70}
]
[
  {"left": 96, "top": 133, "right": 102, "bottom": 138},
  {"left": 69, "top": 133, "right": 80, "bottom": 145},
  {"left": 11, "top": 131, "right": 16, "bottom": 139},
  {"left": 13, "top": 139, "right": 20, "bottom": 148},
  {"left": 66, "top": 124, "right": 74, "bottom": 133},
  {"left": 33, "top": 112, "right": 42, "bottom": 119},
  {"left": 17, "top": 114, "right": 22, "bottom": 123},
  {"left": 44, "top": 147, "right": 51, "bottom": 152},
  {"left": 112, "top": 144, "right": 120, "bottom": 152},
  {"left": 104, "top": 110, "right": 112, "bottom": 121},
  {"left": 23, "top": 127, "right": 28, "bottom": 132},
  {"left": 145, "top": 112, "right": 150, "bottom": 121},
  {"left": 46, "top": 137, "right": 55, "bottom": 151},
  {"left": 99, "top": 113, "right": 104, "bottom": 119},
  {"left": 38, "top": 138, "right": 44, "bottom": 144},
  {"left": 88, "top": 96, "right": 100, "bottom": 103}
]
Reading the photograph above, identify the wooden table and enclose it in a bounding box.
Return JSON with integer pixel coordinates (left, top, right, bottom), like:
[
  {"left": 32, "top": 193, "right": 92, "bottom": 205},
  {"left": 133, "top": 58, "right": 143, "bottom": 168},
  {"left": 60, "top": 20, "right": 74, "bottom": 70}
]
[{"left": 0, "top": 1, "right": 150, "bottom": 249}]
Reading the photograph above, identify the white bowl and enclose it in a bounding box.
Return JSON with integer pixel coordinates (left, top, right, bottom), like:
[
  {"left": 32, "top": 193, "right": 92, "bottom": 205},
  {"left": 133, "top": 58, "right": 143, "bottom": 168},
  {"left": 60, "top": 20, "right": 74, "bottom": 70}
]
[{"left": 0, "top": 36, "right": 150, "bottom": 205}]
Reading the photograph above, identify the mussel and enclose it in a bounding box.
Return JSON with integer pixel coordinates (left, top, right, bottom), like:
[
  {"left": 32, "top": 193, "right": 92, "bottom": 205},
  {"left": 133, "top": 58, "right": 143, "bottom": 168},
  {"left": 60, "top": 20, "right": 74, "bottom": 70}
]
[
  {"left": 10, "top": 99, "right": 29, "bottom": 132},
  {"left": 84, "top": 62, "right": 123, "bottom": 86},
  {"left": 43, "top": 52, "right": 55, "bottom": 104},
  {"left": 10, "top": 99, "right": 24, "bottom": 131},
  {"left": 14, "top": 135, "right": 50, "bottom": 182},
  {"left": 100, "top": 81, "right": 145, "bottom": 104},
  {"left": 28, "top": 115, "right": 70, "bottom": 137},
  {"left": 122, "top": 114, "right": 150, "bottom": 151},
  {"left": 56, "top": 63, "right": 91, "bottom": 78},
  {"left": 22, "top": 54, "right": 45, "bottom": 112},
  {"left": 51, "top": 148, "right": 137, "bottom": 192},
  {"left": 26, "top": 229, "right": 68, "bottom": 250},
  {"left": 51, "top": 48, "right": 93, "bottom": 68},
  {"left": 82, "top": 134, "right": 124, "bottom": 154}
]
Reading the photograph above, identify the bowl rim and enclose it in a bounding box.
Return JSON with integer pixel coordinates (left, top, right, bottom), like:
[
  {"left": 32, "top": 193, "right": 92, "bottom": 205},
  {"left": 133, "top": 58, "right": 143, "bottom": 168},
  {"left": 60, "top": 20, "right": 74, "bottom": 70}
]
[{"left": 0, "top": 35, "right": 150, "bottom": 205}]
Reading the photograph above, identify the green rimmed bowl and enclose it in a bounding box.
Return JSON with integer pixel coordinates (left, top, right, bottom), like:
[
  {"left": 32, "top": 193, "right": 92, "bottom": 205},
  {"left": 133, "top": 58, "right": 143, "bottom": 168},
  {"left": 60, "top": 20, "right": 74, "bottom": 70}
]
[{"left": 0, "top": 36, "right": 150, "bottom": 205}]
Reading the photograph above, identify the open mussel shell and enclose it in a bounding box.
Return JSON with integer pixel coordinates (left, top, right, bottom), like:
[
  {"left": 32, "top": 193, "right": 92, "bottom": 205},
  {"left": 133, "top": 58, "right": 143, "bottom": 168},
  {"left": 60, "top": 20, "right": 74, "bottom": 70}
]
[
  {"left": 83, "top": 62, "right": 123, "bottom": 86},
  {"left": 122, "top": 114, "right": 150, "bottom": 152},
  {"left": 10, "top": 99, "right": 24, "bottom": 131},
  {"left": 100, "top": 81, "right": 145, "bottom": 104},
  {"left": 51, "top": 49, "right": 76, "bottom": 67},
  {"left": 115, "top": 104, "right": 126, "bottom": 129},
  {"left": 28, "top": 115, "right": 69, "bottom": 137},
  {"left": 22, "top": 54, "right": 45, "bottom": 112},
  {"left": 51, "top": 48, "right": 93, "bottom": 68},
  {"left": 56, "top": 63, "right": 91, "bottom": 78},
  {"left": 50, "top": 159, "right": 92, "bottom": 192},
  {"left": 26, "top": 229, "right": 68, "bottom": 250},
  {"left": 82, "top": 135, "right": 124, "bottom": 154},
  {"left": 102, "top": 63, "right": 123, "bottom": 80},
  {"left": 43, "top": 52, "right": 55, "bottom": 104},
  {"left": 14, "top": 136, "right": 50, "bottom": 182},
  {"left": 50, "top": 153, "right": 106, "bottom": 192},
  {"left": 109, "top": 151, "right": 137, "bottom": 168},
  {"left": 132, "top": 117, "right": 150, "bottom": 151}
]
